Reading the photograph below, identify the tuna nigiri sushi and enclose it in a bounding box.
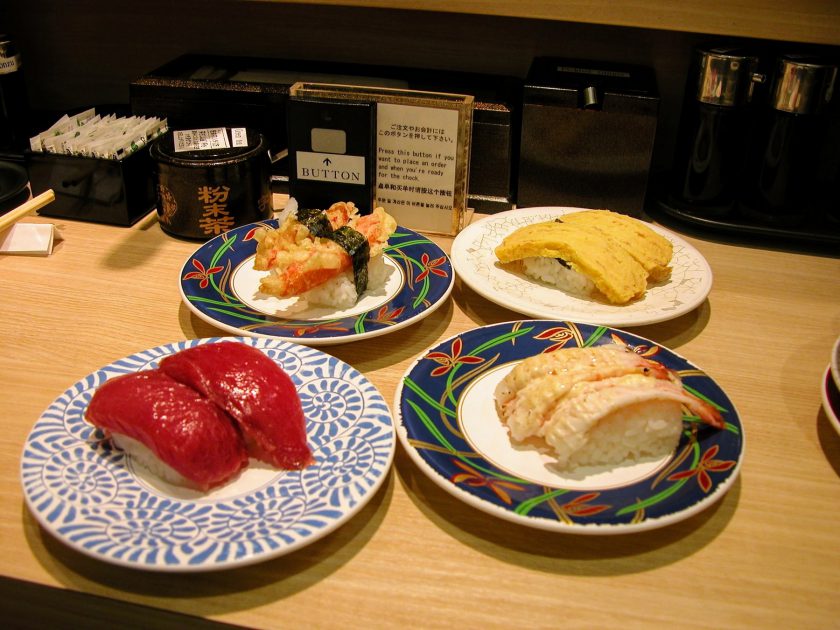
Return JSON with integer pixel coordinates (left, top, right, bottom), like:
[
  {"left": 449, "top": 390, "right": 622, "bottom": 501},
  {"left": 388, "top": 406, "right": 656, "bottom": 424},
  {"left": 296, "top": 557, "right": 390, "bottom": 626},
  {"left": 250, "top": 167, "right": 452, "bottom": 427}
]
[
  {"left": 253, "top": 201, "right": 397, "bottom": 309},
  {"left": 495, "top": 344, "right": 723, "bottom": 470},
  {"left": 159, "top": 342, "right": 313, "bottom": 470},
  {"left": 85, "top": 370, "right": 249, "bottom": 490}
]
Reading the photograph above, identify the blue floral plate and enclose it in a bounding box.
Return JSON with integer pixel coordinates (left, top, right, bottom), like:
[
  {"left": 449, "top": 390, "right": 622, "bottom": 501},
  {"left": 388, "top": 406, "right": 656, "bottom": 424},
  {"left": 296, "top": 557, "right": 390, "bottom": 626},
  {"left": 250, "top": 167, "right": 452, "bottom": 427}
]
[
  {"left": 21, "top": 337, "right": 395, "bottom": 571},
  {"left": 395, "top": 320, "right": 744, "bottom": 534},
  {"left": 179, "top": 220, "right": 453, "bottom": 345}
]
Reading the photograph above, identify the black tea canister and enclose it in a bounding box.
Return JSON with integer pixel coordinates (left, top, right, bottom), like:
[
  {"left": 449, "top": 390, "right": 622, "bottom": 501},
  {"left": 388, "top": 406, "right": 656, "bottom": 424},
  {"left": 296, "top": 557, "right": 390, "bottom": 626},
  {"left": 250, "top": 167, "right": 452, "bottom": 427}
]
[{"left": 151, "top": 127, "right": 272, "bottom": 240}]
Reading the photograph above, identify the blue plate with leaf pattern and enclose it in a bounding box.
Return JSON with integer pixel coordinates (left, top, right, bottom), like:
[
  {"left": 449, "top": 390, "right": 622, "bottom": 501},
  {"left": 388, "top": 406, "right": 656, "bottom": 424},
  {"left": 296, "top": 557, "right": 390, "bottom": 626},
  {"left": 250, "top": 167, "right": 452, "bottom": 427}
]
[
  {"left": 21, "top": 337, "right": 395, "bottom": 571},
  {"left": 179, "top": 220, "right": 453, "bottom": 345},
  {"left": 395, "top": 320, "right": 743, "bottom": 534}
]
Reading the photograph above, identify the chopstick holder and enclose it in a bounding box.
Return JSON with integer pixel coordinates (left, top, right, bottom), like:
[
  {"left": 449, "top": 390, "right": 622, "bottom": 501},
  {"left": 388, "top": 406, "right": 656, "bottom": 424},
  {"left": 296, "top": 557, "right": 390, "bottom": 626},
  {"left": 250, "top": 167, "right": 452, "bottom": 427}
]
[{"left": 0, "top": 190, "right": 59, "bottom": 256}]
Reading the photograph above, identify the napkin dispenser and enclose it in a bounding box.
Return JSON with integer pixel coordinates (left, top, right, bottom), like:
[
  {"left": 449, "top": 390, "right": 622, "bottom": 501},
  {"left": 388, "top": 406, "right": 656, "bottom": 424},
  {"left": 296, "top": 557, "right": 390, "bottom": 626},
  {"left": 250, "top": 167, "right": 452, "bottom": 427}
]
[
  {"left": 517, "top": 57, "right": 659, "bottom": 216},
  {"left": 25, "top": 144, "right": 156, "bottom": 226}
]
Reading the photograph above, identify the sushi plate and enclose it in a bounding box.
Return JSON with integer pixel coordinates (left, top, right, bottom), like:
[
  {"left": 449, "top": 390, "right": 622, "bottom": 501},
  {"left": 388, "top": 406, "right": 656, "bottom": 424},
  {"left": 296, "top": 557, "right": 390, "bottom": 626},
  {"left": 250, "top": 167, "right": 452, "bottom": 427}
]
[
  {"left": 180, "top": 220, "right": 453, "bottom": 345},
  {"left": 822, "top": 365, "right": 840, "bottom": 436},
  {"left": 394, "top": 320, "right": 744, "bottom": 534},
  {"left": 451, "top": 207, "right": 713, "bottom": 327},
  {"left": 20, "top": 337, "right": 395, "bottom": 571}
]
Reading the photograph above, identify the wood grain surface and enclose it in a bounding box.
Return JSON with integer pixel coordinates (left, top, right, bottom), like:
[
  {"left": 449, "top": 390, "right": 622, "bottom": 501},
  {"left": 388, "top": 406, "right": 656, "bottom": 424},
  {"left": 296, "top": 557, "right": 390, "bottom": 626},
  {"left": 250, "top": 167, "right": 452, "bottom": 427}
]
[
  {"left": 1, "top": 206, "right": 839, "bottom": 628},
  {"left": 257, "top": 0, "right": 840, "bottom": 45}
]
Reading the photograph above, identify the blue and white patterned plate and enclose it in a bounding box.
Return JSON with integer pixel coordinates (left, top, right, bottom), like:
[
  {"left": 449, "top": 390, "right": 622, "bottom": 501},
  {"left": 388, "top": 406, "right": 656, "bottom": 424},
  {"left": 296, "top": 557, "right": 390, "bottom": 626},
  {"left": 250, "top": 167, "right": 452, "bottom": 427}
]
[
  {"left": 395, "top": 320, "right": 744, "bottom": 534},
  {"left": 179, "top": 220, "right": 453, "bottom": 345},
  {"left": 20, "top": 337, "right": 395, "bottom": 571}
]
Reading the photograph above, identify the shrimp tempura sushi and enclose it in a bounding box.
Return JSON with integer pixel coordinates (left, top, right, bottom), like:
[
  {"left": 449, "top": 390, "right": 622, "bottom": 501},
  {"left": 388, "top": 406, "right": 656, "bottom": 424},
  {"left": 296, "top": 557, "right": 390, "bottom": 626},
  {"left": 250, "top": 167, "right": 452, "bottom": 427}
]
[{"left": 253, "top": 201, "right": 397, "bottom": 309}]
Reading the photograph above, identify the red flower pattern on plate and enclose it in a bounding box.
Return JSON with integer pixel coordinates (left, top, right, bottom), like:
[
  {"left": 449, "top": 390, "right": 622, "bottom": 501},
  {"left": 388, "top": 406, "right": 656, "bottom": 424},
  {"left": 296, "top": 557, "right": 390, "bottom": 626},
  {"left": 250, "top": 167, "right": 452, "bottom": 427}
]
[
  {"left": 415, "top": 252, "right": 449, "bottom": 283},
  {"left": 182, "top": 259, "right": 224, "bottom": 289},
  {"left": 610, "top": 333, "right": 661, "bottom": 358},
  {"left": 369, "top": 304, "right": 406, "bottom": 325},
  {"left": 294, "top": 322, "right": 349, "bottom": 336},
  {"left": 449, "top": 460, "right": 524, "bottom": 505},
  {"left": 243, "top": 226, "right": 261, "bottom": 241},
  {"left": 534, "top": 326, "right": 576, "bottom": 353},
  {"left": 425, "top": 337, "right": 484, "bottom": 377},
  {"left": 667, "top": 444, "right": 736, "bottom": 493},
  {"left": 558, "top": 492, "right": 612, "bottom": 518}
]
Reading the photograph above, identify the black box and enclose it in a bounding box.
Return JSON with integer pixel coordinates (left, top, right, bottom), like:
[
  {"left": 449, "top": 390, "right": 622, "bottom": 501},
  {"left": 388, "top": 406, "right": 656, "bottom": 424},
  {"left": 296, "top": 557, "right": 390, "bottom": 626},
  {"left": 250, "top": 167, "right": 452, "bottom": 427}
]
[
  {"left": 26, "top": 144, "right": 156, "bottom": 226},
  {"left": 286, "top": 97, "right": 377, "bottom": 212},
  {"left": 130, "top": 55, "right": 518, "bottom": 212},
  {"left": 517, "top": 58, "right": 659, "bottom": 216}
]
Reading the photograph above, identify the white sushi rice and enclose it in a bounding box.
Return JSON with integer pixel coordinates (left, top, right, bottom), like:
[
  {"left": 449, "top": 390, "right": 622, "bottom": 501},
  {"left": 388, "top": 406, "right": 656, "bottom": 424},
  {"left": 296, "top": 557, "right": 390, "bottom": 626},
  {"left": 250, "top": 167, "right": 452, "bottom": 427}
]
[
  {"left": 495, "top": 376, "right": 684, "bottom": 471},
  {"left": 298, "top": 253, "right": 388, "bottom": 309},
  {"left": 542, "top": 400, "right": 684, "bottom": 469},
  {"left": 111, "top": 433, "right": 199, "bottom": 489},
  {"left": 522, "top": 256, "right": 595, "bottom": 299}
]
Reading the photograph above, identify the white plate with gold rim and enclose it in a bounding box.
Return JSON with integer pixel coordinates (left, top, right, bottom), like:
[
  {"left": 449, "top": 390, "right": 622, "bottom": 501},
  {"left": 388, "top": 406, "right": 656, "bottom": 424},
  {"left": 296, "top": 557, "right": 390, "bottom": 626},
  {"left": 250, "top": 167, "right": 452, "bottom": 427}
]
[{"left": 451, "top": 207, "right": 713, "bottom": 327}]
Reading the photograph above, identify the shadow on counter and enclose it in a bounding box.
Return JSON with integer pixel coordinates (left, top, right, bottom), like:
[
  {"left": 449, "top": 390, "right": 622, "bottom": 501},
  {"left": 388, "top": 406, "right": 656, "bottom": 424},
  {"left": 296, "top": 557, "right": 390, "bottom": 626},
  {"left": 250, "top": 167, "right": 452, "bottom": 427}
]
[
  {"left": 394, "top": 443, "right": 739, "bottom": 576},
  {"left": 178, "top": 287, "right": 457, "bottom": 376}
]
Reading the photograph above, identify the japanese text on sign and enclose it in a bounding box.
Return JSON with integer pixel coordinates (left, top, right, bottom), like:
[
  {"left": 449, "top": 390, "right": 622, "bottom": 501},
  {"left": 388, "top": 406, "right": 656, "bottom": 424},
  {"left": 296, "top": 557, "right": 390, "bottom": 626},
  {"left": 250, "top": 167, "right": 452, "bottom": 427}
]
[
  {"left": 375, "top": 103, "right": 459, "bottom": 230},
  {"left": 174, "top": 128, "right": 247, "bottom": 152}
]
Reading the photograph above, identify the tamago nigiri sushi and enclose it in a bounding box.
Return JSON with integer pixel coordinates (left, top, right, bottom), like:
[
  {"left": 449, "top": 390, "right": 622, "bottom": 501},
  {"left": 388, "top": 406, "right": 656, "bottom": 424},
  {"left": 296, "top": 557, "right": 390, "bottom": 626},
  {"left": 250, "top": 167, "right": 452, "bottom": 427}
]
[{"left": 253, "top": 201, "right": 397, "bottom": 309}]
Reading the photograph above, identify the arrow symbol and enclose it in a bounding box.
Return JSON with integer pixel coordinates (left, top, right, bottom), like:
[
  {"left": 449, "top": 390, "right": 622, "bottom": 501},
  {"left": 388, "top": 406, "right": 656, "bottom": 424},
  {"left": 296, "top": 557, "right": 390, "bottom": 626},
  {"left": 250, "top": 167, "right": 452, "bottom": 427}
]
[{"left": 323, "top": 158, "right": 332, "bottom": 166}]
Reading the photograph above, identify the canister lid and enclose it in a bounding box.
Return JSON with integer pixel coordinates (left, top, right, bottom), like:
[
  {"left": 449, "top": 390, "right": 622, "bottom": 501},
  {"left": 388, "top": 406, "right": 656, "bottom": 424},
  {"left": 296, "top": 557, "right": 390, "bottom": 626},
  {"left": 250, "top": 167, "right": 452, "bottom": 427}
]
[
  {"left": 694, "top": 47, "right": 760, "bottom": 107},
  {"left": 770, "top": 55, "right": 837, "bottom": 114},
  {"left": 150, "top": 127, "right": 267, "bottom": 167}
]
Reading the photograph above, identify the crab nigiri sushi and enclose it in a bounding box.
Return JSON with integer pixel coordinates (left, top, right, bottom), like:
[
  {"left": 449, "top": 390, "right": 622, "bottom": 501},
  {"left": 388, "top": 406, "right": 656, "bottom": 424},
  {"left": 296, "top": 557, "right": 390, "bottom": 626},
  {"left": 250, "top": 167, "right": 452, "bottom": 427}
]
[
  {"left": 495, "top": 344, "right": 724, "bottom": 470},
  {"left": 253, "top": 201, "right": 397, "bottom": 309},
  {"left": 85, "top": 370, "right": 249, "bottom": 490}
]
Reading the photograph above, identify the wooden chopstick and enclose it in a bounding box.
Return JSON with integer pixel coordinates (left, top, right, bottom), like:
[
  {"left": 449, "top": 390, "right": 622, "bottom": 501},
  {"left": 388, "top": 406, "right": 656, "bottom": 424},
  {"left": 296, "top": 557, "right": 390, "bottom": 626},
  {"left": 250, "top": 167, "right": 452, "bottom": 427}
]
[{"left": 0, "top": 190, "right": 56, "bottom": 233}]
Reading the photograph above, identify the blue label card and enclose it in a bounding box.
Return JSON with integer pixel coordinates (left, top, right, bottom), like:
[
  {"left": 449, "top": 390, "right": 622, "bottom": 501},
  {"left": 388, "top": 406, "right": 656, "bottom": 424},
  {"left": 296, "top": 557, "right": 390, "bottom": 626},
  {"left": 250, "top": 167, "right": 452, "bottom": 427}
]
[{"left": 286, "top": 97, "right": 376, "bottom": 213}]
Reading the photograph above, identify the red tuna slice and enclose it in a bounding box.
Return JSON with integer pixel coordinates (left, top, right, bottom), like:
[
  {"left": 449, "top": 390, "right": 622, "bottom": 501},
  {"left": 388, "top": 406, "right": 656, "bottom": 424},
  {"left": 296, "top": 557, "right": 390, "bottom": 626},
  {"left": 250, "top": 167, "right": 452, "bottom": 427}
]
[
  {"left": 85, "top": 370, "right": 249, "bottom": 491},
  {"left": 159, "top": 342, "right": 314, "bottom": 470}
]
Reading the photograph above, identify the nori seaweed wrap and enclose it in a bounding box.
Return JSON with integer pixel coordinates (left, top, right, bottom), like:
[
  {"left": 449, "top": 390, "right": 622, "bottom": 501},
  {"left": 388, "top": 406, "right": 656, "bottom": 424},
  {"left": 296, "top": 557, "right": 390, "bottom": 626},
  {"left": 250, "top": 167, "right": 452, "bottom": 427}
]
[
  {"left": 295, "top": 208, "right": 372, "bottom": 295},
  {"left": 296, "top": 208, "right": 333, "bottom": 238},
  {"left": 332, "top": 225, "right": 370, "bottom": 295}
]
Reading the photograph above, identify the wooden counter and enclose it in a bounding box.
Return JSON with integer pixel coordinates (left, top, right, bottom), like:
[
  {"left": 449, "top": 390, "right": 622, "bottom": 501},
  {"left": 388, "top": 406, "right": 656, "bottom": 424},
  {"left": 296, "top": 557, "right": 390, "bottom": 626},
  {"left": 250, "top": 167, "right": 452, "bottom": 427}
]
[
  {"left": 262, "top": 0, "right": 840, "bottom": 46},
  {"left": 1, "top": 208, "right": 839, "bottom": 628}
]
